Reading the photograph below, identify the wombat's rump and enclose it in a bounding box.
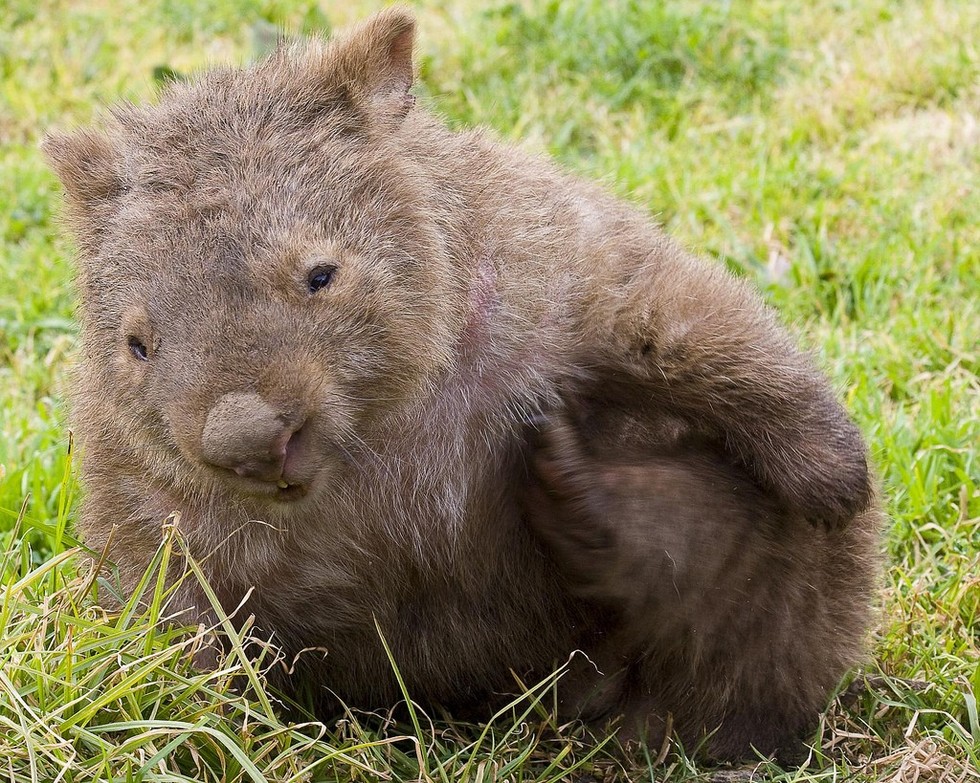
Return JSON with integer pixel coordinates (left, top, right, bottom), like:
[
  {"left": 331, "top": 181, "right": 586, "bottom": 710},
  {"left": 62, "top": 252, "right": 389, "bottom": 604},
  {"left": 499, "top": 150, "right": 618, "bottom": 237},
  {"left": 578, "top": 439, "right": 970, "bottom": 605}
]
[{"left": 45, "top": 8, "right": 880, "bottom": 762}]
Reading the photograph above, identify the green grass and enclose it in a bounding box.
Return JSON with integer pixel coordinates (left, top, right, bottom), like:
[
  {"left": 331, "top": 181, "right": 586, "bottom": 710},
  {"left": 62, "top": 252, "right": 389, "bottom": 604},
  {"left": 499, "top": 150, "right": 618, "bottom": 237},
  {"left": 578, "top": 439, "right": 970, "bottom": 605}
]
[{"left": 1, "top": 0, "right": 978, "bottom": 780}]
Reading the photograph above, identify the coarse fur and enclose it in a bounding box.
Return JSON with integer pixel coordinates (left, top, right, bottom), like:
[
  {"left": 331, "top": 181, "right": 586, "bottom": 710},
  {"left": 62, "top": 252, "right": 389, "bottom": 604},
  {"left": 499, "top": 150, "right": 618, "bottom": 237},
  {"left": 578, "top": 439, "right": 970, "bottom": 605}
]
[{"left": 44, "top": 8, "right": 881, "bottom": 763}]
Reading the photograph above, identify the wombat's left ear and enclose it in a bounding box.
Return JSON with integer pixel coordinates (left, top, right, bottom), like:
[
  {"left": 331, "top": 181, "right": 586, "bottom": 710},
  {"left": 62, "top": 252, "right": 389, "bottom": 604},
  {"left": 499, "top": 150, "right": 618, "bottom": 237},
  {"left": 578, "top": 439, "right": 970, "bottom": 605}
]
[
  {"left": 42, "top": 129, "right": 124, "bottom": 207},
  {"left": 336, "top": 6, "right": 416, "bottom": 121}
]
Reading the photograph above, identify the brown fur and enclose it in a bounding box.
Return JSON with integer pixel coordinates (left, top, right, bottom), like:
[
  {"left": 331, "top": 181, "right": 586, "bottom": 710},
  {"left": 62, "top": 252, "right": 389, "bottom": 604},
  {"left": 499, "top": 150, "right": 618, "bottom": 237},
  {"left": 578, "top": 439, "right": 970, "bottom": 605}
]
[{"left": 44, "top": 8, "right": 881, "bottom": 763}]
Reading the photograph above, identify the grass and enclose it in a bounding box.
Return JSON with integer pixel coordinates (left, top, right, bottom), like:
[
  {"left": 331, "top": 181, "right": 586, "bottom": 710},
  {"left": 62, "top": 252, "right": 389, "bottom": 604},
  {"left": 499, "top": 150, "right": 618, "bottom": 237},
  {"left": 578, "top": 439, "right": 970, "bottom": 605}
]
[{"left": 1, "top": 0, "right": 978, "bottom": 779}]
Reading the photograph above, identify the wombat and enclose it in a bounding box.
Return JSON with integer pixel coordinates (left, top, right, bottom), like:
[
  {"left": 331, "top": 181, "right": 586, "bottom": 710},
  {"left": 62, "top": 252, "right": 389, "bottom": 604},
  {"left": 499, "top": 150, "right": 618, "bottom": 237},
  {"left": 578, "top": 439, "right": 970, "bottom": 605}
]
[{"left": 44, "top": 8, "right": 881, "bottom": 763}]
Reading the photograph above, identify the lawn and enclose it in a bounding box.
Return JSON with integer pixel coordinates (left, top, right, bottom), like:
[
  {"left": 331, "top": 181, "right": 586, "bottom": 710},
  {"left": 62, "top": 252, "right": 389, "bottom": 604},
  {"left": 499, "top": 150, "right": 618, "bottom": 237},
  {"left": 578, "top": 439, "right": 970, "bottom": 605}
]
[{"left": 1, "top": 0, "right": 977, "bottom": 780}]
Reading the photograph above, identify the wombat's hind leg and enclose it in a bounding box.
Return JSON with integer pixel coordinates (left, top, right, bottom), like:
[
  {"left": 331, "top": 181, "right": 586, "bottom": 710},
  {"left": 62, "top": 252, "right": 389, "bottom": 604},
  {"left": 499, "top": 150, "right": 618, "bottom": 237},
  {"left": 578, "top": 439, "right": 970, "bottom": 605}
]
[{"left": 524, "top": 412, "right": 876, "bottom": 763}]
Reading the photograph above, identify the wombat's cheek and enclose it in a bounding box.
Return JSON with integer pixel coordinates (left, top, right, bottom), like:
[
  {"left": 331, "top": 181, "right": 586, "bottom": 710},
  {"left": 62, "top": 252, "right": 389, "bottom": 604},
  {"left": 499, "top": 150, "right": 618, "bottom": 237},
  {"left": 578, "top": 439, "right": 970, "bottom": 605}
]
[
  {"left": 96, "top": 345, "right": 155, "bottom": 405},
  {"left": 108, "top": 352, "right": 147, "bottom": 389}
]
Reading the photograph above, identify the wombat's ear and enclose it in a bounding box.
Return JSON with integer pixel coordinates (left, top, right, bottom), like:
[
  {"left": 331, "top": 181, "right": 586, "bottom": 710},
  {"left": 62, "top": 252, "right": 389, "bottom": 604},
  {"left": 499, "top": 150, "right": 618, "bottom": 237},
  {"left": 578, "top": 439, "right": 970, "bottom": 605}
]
[
  {"left": 335, "top": 6, "right": 416, "bottom": 121},
  {"left": 42, "top": 129, "right": 124, "bottom": 208}
]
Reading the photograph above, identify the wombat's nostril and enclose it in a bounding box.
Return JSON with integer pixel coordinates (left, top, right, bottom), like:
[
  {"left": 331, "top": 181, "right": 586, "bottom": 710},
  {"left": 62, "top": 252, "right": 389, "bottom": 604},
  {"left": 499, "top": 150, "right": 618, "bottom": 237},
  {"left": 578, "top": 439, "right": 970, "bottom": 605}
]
[{"left": 200, "top": 392, "right": 304, "bottom": 484}]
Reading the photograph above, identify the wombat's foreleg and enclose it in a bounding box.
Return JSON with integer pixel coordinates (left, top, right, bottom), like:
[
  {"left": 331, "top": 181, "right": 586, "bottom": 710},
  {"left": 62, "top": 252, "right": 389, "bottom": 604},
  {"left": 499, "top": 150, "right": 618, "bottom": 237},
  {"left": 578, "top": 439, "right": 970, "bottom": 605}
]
[
  {"left": 524, "top": 413, "right": 876, "bottom": 761},
  {"left": 577, "top": 245, "right": 870, "bottom": 528}
]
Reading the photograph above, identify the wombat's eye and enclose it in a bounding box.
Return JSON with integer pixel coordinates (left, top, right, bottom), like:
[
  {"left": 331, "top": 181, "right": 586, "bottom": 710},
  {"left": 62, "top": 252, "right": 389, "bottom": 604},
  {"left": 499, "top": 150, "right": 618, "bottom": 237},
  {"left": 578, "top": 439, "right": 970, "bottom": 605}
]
[
  {"left": 127, "top": 336, "right": 149, "bottom": 361},
  {"left": 307, "top": 265, "right": 337, "bottom": 294}
]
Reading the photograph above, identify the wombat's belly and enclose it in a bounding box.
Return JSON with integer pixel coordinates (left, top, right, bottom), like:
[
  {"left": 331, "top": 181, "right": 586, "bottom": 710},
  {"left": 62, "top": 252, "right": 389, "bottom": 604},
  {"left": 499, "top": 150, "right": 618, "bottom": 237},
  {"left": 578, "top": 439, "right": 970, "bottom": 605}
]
[
  {"left": 232, "top": 432, "right": 586, "bottom": 713},
  {"left": 244, "top": 528, "right": 584, "bottom": 711}
]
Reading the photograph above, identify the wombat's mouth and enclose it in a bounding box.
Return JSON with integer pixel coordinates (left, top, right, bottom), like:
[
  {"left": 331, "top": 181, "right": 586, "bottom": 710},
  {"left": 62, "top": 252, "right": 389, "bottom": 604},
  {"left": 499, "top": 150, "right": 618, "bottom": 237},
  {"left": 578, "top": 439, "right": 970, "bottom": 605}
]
[
  {"left": 251, "top": 477, "right": 309, "bottom": 503},
  {"left": 212, "top": 470, "right": 311, "bottom": 503},
  {"left": 275, "top": 481, "right": 308, "bottom": 501}
]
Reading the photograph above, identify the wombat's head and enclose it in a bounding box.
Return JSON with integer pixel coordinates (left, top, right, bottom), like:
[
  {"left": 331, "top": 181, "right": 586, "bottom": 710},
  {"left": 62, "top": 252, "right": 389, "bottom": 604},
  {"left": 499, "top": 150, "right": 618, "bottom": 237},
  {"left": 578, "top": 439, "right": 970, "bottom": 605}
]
[{"left": 45, "top": 9, "right": 463, "bottom": 507}]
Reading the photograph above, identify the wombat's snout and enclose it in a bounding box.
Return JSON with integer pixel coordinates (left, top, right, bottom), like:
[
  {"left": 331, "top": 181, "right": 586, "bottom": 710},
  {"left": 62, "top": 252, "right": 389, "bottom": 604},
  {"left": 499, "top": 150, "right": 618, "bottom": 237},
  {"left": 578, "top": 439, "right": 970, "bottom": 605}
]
[{"left": 200, "top": 392, "right": 305, "bottom": 488}]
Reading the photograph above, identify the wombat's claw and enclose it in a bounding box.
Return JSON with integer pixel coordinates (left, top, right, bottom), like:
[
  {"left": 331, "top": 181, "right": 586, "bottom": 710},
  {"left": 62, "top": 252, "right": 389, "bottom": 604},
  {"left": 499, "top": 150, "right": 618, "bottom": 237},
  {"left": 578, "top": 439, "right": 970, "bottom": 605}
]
[
  {"left": 527, "top": 415, "right": 591, "bottom": 499},
  {"left": 767, "top": 423, "right": 872, "bottom": 531},
  {"left": 524, "top": 416, "right": 615, "bottom": 560},
  {"left": 797, "top": 478, "right": 871, "bottom": 531},
  {"left": 526, "top": 412, "right": 553, "bottom": 451}
]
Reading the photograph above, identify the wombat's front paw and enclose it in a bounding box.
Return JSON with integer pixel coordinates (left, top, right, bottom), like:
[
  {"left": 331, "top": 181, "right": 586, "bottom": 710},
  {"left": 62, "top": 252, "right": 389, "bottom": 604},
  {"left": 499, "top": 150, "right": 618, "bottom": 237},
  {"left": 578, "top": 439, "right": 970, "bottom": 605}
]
[
  {"left": 763, "top": 420, "right": 873, "bottom": 529},
  {"left": 523, "top": 414, "right": 617, "bottom": 587}
]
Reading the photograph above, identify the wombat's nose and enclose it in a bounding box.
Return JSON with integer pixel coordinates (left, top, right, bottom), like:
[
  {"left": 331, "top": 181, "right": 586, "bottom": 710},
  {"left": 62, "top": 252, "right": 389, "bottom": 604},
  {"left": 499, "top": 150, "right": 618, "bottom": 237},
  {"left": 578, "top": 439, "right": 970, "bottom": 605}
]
[{"left": 200, "top": 392, "right": 302, "bottom": 483}]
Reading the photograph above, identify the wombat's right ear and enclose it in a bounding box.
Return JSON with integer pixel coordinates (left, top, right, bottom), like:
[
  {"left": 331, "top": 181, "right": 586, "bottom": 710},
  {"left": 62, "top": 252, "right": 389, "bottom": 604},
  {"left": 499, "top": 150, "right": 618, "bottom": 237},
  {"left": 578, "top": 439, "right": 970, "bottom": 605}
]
[
  {"left": 42, "top": 129, "right": 124, "bottom": 207},
  {"left": 334, "top": 6, "right": 416, "bottom": 122}
]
